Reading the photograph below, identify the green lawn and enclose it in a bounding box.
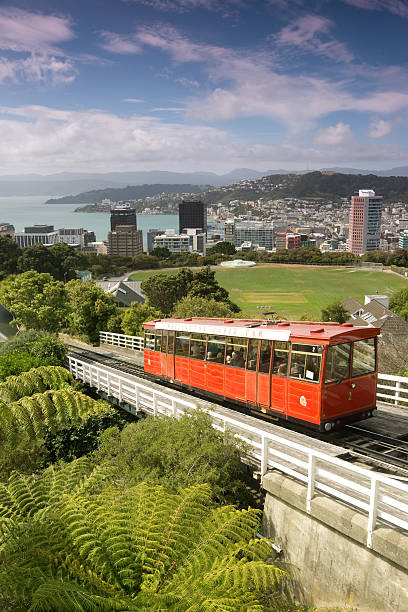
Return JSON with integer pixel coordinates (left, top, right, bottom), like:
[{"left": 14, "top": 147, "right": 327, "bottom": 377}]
[{"left": 131, "top": 264, "right": 407, "bottom": 319}]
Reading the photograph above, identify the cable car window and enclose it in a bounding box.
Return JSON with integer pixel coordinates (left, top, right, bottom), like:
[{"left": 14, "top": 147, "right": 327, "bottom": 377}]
[
  {"left": 155, "top": 330, "right": 162, "bottom": 352},
  {"left": 175, "top": 332, "right": 190, "bottom": 357},
  {"left": 190, "top": 333, "right": 206, "bottom": 361},
  {"left": 272, "top": 341, "right": 290, "bottom": 376},
  {"left": 289, "top": 344, "right": 323, "bottom": 383},
  {"left": 167, "top": 331, "right": 174, "bottom": 355},
  {"left": 259, "top": 340, "right": 272, "bottom": 373},
  {"left": 352, "top": 338, "right": 376, "bottom": 377},
  {"left": 144, "top": 331, "right": 155, "bottom": 351},
  {"left": 226, "top": 337, "right": 247, "bottom": 369},
  {"left": 161, "top": 330, "right": 168, "bottom": 353},
  {"left": 206, "top": 336, "right": 225, "bottom": 363},
  {"left": 325, "top": 343, "right": 351, "bottom": 383},
  {"left": 246, "top": 339, "right": 259, "bottom": 371}
]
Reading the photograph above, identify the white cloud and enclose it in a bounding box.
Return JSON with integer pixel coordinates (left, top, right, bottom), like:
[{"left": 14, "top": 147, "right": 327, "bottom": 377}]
[
  {"left": 274, "top": 14, "right": 354, "bottom": 62},
  {"left": 123, "top": 98, "right": 144, "bottom": 103},
  {"left": 122, "top": 0, "right": 242, "bottom": 13},
  {"left": 0, "top": 8, "right": 76, "bottom": 85},
  {"left": 100, "top": 31, "right": 141, "bottom": 54},
  {"left": 151, "top": 107, "right": 184, "bottom": 111},
  {"left": 368, "top": 118, "right": 392, "bottom": 138},
  {"left": 0, "top": 105, "right": 406, "bottom": 175},
  {"left": 314, "top": 122, "right": 353, "bottom": 145},
  {"left": 0, "top": 7, "right": 74, "bottom": 53},
  {"left": 101, "top": 25, "right": 408, "bottom": 130},
  {"left": 0, "top": 54, "right": 76, "bottom": 84},
  {"left": 342, "top": 0, "right": 408, "bottom": 19}
]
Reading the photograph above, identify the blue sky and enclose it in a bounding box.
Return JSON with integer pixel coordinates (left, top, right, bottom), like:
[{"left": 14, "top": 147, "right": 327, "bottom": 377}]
[{"left": 1, "top": 0, "right": 408, "bottom": 174}]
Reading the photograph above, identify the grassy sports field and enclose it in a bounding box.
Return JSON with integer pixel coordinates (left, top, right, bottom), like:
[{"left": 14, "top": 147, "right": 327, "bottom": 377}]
[{"left": 130, "top": 264, "right": 407, "bottom": 319}]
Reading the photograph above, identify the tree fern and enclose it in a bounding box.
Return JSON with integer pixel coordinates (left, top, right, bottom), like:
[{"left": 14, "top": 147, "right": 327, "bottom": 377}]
[
  {"left": 0, "top": 366, "right": 73, "bottom": 403},
  {"left": 0, "top": 389, "right": 113, "bottom": 445},
  {"left": 0, "top": 457, "right": 109, "bottom": 523},
  {"left": 0, "top": 482, "right": 286, "bottom": 611}
]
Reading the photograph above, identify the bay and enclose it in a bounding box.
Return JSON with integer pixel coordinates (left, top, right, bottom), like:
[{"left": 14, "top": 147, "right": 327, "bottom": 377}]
[{"left": 0, "top": 195, "right": 178, "bottom": 244}]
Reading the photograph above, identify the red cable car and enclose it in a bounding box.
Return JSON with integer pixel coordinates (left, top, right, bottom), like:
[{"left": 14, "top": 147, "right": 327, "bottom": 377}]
[{"left": 143, "top": 318, "right": 380, "bottom": 431}]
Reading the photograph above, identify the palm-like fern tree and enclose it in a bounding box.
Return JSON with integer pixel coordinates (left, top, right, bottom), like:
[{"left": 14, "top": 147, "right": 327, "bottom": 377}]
[
  {"left": 0, "top": 365, "right": 73, "bottom": 403},
  {"left": 0, "top": 476, "right": 285, "bottom": 611},
  {"left": 0, "top": 388, "right": 113, "bottom": 445}
]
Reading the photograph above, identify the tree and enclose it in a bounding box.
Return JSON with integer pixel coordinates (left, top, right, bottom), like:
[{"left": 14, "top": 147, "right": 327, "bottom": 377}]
[
  {"left": 141, "top": 267, "right": 240, "bottom": 315},
  {"left": 0, "top": 479, "right": 284, "bottom": 611},
  {"left": 0, "top": 271, "right": 68, "bottom": 332},
  {"left": 94, "top": 411, "right": 253, "bottom": 507},
  {"left": 173, "top": 296, "right": 239, "bottom": 318},
  {"left": 121, "top": 303, "right": 162, "bottom": 336},
  {"left": 17, "top": 243, "right": 58, "bottom": 276},
  {"left": 141, "top": 272, "right": 186, "bottom": 315},
  {"left": 131, "top": 254, "right": 160, "bottom": 269},
  {"left": 0, "top": 235, "right": 21, "bottom": 279},
  {"left": 49, "top": 242, "right": 88, "bottom": 281},
  {"left": 321, "top": 299, "right": 349, "bottom": 323},
  {"left": 390, "top": 287, "right": 408, "bottom": 320},
  {"left": 65, "top": 280, "right": 119, "bottom": 343},
  {"left": 151, "top": 246, "right": 171, "bottom": 259},
  {"left": 207, "top": 241, "right": 236, "bottom": 255}
]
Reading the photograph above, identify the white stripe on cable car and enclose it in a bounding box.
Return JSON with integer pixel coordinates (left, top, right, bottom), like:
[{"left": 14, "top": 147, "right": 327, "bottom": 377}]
[{"left": 154, "top": 321, "right": 291, "bottom": 341}]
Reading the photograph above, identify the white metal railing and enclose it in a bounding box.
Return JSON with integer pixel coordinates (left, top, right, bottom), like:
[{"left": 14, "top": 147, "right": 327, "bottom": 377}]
[
  {"left": 100, "top": 331, "right": 143, "bottom": 352},
  {"left": 68, "top": 355, "right": 408, "bottom": 548},
  {"left": 99, "top": 332, "right": 408, "bottom": 409},
  {"left": 377, "top": 372, "right": 408, "bottom": 406}
]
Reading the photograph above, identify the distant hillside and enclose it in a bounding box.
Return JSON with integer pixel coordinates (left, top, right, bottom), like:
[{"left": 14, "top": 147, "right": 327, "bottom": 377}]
[
  {"left": 202, "top": 171, "right": 408, "bottom": 204},
  {"left": 45, "top": 184, "right": 211, "bottom": 204}
]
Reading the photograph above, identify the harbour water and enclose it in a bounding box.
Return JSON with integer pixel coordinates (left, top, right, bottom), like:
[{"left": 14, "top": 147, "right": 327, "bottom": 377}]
[{"left": 0, "top": 196, "right": 178, "bottom": 244}]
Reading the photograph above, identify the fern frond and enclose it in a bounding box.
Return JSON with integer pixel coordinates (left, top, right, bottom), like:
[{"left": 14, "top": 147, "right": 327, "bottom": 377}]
[
  {"left": 0, "top": 366, "right": 73, "bottom": 403},
  {"left": 29, "top": 578, "right": 131, "bottom": 612}
]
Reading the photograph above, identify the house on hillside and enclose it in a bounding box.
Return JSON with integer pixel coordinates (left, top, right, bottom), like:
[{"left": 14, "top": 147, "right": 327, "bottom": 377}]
[
  {"left": 341, "top": 294, "right": 408, "bottom": 342},
  {"left": 95, "top": 280, "right": 145, "bottom": 308}
]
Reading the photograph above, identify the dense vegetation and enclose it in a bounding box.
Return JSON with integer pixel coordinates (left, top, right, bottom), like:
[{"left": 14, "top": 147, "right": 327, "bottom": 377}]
[
  {"left": 0, "top": 333, "right": 285, "bottom": 610},
  {"left": 202, "top": 171, "right": 408, "bottom": 204}
]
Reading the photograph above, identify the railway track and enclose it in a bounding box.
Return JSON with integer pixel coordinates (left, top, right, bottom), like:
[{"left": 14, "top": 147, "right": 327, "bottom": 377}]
[{"left": 67, "top": 346, "right": 408, "bottom": 476}]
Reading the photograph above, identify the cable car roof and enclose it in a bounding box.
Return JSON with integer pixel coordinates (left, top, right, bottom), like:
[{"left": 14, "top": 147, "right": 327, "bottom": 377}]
[{"left": 144, "top": 318, "right": 380, "bottom": 342}]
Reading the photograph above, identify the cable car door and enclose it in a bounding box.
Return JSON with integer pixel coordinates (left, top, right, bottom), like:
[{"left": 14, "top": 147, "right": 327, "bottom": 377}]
[
  {"left": 167, "top": 331, "right": 175, "bottom": 380},
  {"left": 257, "top": 340, "right": 272, "bottom": 408}
]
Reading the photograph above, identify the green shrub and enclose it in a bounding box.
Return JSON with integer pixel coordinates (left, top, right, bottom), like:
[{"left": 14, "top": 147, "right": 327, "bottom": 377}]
[
  {"left": 93, "top": 410, "right": 254, "bottom": 507},
  {"left": 0, "top": 331, "right": 67, "bottom": 365},
  {"left": 0, "top": 351, "right": 43, "bottom": 380}
]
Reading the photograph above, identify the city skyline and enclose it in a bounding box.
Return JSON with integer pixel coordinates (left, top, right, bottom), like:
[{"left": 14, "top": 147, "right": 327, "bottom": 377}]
[{"left": 1, "top": 1, "right": 408, "bottom": 175}]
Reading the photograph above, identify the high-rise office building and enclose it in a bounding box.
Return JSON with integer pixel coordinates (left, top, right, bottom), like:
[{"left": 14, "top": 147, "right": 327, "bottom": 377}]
[
  {"left": 179, "top": 200, "right": 206, "bottom": 234},
  {"left": 110, "top": 204, "right": 137, "bottom": 231},
  {"left": 107, "top": 226, "right": 143, "bottom": 256},
  {"left": 107, "top": 204, "right": 143, "bottom": 256},
  {"left": 348, "top": 190, "right": 383, "bottom": 256}
]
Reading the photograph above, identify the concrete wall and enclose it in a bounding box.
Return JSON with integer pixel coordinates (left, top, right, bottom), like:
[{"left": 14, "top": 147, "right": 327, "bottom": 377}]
[{"left": 262, "top": 472, "right": 408, "bottom": 612}]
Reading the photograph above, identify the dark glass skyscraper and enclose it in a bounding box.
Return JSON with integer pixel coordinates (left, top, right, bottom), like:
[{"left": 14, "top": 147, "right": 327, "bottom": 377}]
[
  {"left": 110, "top": 205, "right": 137, "bottom": 231},
  {"left": 179, "top": 199, "right": 206, "bottom": 234}
]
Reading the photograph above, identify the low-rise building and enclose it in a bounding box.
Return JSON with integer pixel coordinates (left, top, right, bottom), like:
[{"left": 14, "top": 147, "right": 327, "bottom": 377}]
[
  {"left": 0, "top": 223, "right": 15, "bottom": 237},
  {"left": 153, "top": 228, "right": 206, "bottom": 255},
  {"left": 95, "top": 280, "right": 145, "bottom": 307}
]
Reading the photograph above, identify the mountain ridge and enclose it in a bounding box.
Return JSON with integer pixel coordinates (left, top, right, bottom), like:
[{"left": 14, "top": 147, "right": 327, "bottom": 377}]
[{"left": 2, "top": 166, "right": 408, "bottom": 198}]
